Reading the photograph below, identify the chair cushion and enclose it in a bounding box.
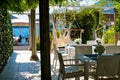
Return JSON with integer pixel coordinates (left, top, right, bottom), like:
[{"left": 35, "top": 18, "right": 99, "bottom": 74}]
[{"left": 63, "top": 66, "right": 84, "bottom": 78}]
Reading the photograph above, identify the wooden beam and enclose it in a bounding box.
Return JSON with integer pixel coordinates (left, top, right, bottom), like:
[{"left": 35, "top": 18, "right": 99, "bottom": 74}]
[{"left": 40, "top": 0, "right": 51, "bottom": 80}]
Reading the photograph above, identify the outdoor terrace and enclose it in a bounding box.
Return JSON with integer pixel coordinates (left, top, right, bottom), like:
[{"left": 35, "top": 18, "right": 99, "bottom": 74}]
[{"left": 0, "top": 50, "right": 90, "bottom": 80}]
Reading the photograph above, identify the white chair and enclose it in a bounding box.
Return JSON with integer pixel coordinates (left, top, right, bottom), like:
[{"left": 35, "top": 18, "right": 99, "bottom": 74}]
[
  {"left": 91, "top": 55, "right": 120, "bottom": 80},
  {"left": 57, "top": 50, "right": 85, "bottom": 80}
]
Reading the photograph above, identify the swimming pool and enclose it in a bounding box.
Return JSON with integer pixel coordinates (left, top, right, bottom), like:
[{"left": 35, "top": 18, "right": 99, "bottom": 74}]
[{"left": 13, "top": 26, "right": 40, "bottom": 45}]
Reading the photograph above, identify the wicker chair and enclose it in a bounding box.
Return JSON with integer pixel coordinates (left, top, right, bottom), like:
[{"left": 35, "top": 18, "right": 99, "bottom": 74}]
[
  {"left": 91, "top": 55, "right": 120, "bottom": 80},
  {"left": 57, "top": 51, "right": 85, "bottom": 80}
]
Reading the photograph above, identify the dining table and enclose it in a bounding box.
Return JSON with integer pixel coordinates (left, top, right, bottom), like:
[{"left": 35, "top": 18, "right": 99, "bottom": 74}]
[
  {"left": 75, "top": 54, "right": 98, "bottom": 80},
  {"left": 75, "top": 53, "right": 117, "bottom": 80}
]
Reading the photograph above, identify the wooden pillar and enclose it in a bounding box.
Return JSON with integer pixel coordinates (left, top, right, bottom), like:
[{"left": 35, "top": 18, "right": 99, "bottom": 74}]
[
  {"left": 28, "top": 14, "right": 32, "bottom": 50},
  {"left": 114, "top": 8, "right": 118, "bottom": 45},
  {"left": 30, "top": 9, "right": 39, "bottom": 61},
  {"left": 39, "top": 0, "right": 51, "bottom": 79}
]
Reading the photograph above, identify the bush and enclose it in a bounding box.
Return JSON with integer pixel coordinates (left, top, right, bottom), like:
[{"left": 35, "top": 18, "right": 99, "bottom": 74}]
[
  {"left": 104, "top": 27, "right": 115, "bottom": 44},
  {"left": 0, "top": 7, "right": 13, "bottom": 72},
  {"left": 36, "top": 37, "right": 40, "bottom": 50}
]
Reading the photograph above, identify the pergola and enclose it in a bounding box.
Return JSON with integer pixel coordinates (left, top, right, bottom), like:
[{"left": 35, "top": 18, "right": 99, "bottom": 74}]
[{"left": 39, "top": 0, "right": 116, "bottom": 79}]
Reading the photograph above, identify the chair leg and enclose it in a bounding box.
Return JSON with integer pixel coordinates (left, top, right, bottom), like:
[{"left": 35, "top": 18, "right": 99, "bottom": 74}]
[
  {"left": 58, "top": 73, "right": 60, "bottom": 80},
  {"left": 75, "top": 77, "right": 80, "bottom": 80},
  {"left": 52, "top": 56, "right": 58, "bottom": 71},
  {"left": 95, "top": 76, "right": 99, "bottom": 80}
]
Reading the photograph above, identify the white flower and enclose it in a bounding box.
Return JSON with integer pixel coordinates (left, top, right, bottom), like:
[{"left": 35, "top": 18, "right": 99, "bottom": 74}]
[
  {"left": 74, "top": 38, "right": 82, "bottom": 44},
  {"left": 95, "top": 38, "right": 101, "bottom": 45}
]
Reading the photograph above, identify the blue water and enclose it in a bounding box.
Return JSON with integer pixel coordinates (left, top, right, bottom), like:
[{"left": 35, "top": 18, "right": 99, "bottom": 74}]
[
  {"left": 13, "top": 26, "right": 40, "bottom": 45},
  {"left": 12, "top": 24, "right": 62, "bottom": 45}
]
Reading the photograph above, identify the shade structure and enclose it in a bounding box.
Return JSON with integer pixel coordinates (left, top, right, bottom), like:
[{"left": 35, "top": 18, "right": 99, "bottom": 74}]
[{"left": 11, "top": 18, "right": 39, "bottom": 26}]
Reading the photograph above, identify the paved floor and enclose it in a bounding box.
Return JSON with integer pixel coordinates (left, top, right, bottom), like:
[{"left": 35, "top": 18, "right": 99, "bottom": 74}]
[
  {"left": 0, "top": 51, "right": 41, "bottom": 80},
  {"left": 0, "top": 51, "right": 94, "bottom": 80},
  {"left": 13, "top": 46, "right": 30, "bottom": 50},
  {"left": 0, "top": 50, "right": 61, "bottom": 80}
]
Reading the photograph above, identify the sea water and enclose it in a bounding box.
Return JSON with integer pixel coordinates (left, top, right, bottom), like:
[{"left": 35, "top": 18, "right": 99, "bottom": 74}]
[{"left": 13, "top": 26, "right": 40, "bottom": 45}]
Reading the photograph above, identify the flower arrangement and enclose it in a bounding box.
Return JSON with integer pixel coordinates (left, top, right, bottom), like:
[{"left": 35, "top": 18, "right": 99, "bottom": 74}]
[{"left": 74, "top": 38, "right": 82, "bottom": 44}]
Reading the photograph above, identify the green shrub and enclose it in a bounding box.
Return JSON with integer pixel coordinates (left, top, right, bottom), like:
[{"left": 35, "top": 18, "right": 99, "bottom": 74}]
[
  {"left": 36, "top": 38, "right": 40, "bottom": 50},
  {"left": 104, "top": 27, "right": 115, "bottom": 44},
  {"left": 0, "top": 7, "right": 13, "bottom": 72}
]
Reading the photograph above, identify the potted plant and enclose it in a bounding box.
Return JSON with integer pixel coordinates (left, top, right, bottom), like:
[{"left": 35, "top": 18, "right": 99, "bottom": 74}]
[{"left": 94, "top": 38, "right": 105, "bottom": 55}]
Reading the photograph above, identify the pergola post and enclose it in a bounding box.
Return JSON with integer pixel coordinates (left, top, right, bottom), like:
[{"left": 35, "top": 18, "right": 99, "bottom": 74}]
[
  {"left": 39, "top": 0, "right": 51, "bottom": 79},
  {"left": 114, "top": 8, "right": 118, "bottom": 45},
  {"left": 30, "top": 9, "right": 39, "bottom": 61},
  {"left": 28, "top": 14, "right": 32, "bottom": 50}
]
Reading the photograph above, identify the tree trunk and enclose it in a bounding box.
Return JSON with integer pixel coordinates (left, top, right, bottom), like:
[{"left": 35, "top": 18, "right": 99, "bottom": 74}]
[
  {"left": 30, "top": 9, "right": 39, "bottom": 61},
  {"left": 39, "top": 0, "right": 51, "bottom": 80}
]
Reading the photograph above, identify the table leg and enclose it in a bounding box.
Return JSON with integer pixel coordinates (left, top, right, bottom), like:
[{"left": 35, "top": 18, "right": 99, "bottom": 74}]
[{"left": 84, "top": 62, "right": 89, "bottom": 80}]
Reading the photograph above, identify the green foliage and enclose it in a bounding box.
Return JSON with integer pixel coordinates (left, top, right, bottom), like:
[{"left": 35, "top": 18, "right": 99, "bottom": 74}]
[
  {"left": 111, "top": 0, "right": 120, "bottom": 3},
  {"left": 65, "top": 10, "right": 77, "bottom": 22},
  {"left": 56, "top": 8, "right": 100, "bottom": 43},
  {"left": 36, "top": 32, "right": 53, "bottom": 50},
  {"left": 1, "top": 0, "right": 39, "bottom": 13},
  {"left": 36, "top": 38, "right": 40, "bottom": 50},
  {"left": 115, "top": 8, "right": 120, "bottom": 32},
  {"left": 104, "top": 27, "right": 115, "bottom": 44},
  {"left": 49, "top": 0, "right": 70, "bottom": 6},
  {"left": 73, "top": 8, "right": 95, "bottom": 43},
  {"left": 0, "top": 7, "right": 13, "bottom": 71},
  {"left": 50, "top": 32, "right": 53, "bottom": 40},
  {"left": 89, "top": 8, "right": 100, "bottom": 29}
]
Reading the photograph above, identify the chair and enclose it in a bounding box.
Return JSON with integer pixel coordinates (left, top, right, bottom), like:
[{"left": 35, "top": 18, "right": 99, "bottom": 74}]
[
  {"left": 91, "top": 55, "right": 120, "bottom": 80},
  {"left": 57, "top": 51, "right": 85, "bottom": 80},
  {"left": 52, "top": 44, "right": 68, "bottom": 73}
]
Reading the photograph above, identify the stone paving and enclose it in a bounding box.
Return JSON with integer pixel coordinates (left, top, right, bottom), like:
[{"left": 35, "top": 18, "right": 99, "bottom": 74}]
[
  {"left": 0, "top": 51, "right": 41, "bottom": 80},
  {"left": 0, "top": 51, "right": 94, "bottom": 80}
]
